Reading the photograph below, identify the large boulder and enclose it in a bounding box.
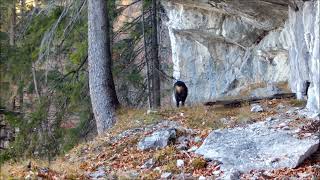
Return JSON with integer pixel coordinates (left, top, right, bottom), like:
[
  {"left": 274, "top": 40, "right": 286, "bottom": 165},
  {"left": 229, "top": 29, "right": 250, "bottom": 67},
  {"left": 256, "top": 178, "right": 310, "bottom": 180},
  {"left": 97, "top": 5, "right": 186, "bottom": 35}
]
[
  {"left": 195, "top": 119, "right": 319, "bottom": 173},
  {"left": 138, "top": 128, "right": 176, "bottom": 150}
]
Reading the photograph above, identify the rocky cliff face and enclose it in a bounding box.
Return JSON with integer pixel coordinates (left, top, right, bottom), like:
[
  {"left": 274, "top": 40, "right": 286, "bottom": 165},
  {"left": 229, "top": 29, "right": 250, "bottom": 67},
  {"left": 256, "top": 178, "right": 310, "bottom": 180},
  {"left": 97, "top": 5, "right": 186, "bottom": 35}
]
[
  {"left": 162, "top": 0, "right": 319, "bottom": 113},
  {"left": 287, "top": 1, "right": 320, "bottom": 114}
]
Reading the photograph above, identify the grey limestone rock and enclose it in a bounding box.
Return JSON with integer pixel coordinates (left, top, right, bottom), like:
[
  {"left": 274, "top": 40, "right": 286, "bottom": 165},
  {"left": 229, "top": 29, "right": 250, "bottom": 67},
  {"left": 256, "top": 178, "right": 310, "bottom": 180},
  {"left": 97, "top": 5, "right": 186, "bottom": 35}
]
[
  {"left": 195, "top": 120, "right": 319, "bottom": 173},
  {"left": 251, "top": 104, "right": 264, "bottom": 112},
  {"left": 161, "top": 0, "right": 319, "bottom": 113},
  {"left": 250, "top": 84, "right": 283, "bottom": 98},
  {"left": 138, "top": 128, "right": 176, "bottom": 150},
  {"left": 161, "top": 172, "right": 172, "bottom": 179}
]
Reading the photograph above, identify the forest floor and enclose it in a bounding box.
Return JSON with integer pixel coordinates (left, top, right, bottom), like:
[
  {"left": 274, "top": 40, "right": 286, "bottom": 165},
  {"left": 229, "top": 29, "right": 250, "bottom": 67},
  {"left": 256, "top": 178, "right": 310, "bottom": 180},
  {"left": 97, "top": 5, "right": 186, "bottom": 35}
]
[{"left": 1, "top": 99, "right": 319, "bottom": 179}]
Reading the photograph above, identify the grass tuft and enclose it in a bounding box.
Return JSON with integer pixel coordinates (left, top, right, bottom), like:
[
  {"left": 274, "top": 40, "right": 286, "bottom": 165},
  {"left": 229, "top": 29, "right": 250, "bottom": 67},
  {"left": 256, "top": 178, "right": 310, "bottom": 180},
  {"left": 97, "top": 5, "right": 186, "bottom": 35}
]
[
  {"left": 288, "top": 99, "right": 307, "bottom": 107},
  {"left": 191, "top": 157, "right": 206, "bottom": 170}
]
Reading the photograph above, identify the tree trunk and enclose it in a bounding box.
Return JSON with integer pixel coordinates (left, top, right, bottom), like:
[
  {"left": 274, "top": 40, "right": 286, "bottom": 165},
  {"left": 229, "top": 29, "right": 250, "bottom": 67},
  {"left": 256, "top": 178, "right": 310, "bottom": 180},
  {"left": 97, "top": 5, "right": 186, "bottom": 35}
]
[
  {"left": 151, "top": 0, "right": 160, "bottom": 108},
  {"left": 88, "top": 0, "right": 119, "bottom": 134},
  {"left": 105, "top": 3, "right": 120, "bottom": 108},
  {"left": 142, "top": 5, "right": 152, "bottom": 110},
  {"left": 9, "top": 0, "right": 16, "bottom": 46}
]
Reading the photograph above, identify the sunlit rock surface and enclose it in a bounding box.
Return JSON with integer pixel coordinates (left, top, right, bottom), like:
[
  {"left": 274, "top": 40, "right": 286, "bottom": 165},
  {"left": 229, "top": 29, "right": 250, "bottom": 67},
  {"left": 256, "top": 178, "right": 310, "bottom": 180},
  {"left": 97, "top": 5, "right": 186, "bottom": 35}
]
[
  {"left": 195, "top": 119, "right": 319, "bottom": 173},
  {"left": 162, "top": 0, "right": 319, "bottom": 113},
  {"left": 287, "top": 1, "right": 320, "bottom": 113},
  {"left": 162, "top": 0, "right": 290, "bottom": 104}
]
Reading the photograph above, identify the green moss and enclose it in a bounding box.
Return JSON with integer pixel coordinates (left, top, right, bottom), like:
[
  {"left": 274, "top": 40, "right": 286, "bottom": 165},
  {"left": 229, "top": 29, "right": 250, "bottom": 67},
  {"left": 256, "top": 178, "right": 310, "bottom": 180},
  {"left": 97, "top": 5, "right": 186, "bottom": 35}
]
[
  {"left": 191, "top": 157, "right": 206, "bottom": 170},
  {"left": 162, "top": 161, "right": 180, "bottom": 173},
  {"left": 289, "top": 99, "right": 307, "bottom": 107},
  {"left": 153, "top": 146, "right": 177, "bottom": 165}
]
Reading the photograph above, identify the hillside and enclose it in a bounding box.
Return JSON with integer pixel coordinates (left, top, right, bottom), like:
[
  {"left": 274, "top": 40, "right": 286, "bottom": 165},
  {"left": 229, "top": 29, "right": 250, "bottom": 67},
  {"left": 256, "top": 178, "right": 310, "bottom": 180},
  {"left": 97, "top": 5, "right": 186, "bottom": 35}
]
[
  {"left": 1, "top": 98, "right": 319, "bottom": 179},
  {"left": 0, "top": 0, "right": 319, "bottom": 179}
]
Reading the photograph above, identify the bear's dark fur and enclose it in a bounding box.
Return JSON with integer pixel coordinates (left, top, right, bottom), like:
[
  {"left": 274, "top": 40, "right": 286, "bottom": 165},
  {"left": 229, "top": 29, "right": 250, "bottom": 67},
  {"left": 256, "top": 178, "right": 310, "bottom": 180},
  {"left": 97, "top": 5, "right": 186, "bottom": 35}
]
[{"left": 174, "top": 81, "right": 188, "bottom": 107}]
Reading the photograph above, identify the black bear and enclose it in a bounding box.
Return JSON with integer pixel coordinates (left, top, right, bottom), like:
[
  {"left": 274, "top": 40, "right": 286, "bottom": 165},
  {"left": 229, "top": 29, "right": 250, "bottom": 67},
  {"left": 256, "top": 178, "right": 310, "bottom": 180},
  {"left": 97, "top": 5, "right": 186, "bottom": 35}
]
[{"left": 174, "top": 81, "right": 188, "bottom": 107}]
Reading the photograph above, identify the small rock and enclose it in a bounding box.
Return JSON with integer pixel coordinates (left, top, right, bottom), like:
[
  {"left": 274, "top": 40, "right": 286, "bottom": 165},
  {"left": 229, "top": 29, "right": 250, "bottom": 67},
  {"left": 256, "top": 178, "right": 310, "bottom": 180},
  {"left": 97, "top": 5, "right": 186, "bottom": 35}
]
[
  {"left": 278, "top": 122, "right": 287, "bottom": 128},
  {"left": 161, "top": 172, "right": 172, "bottom": 179},
  {"left": 294, "top": 128, "right": 301, "bottom": 133},
  {"left": 177, "top": 159, "right": 184, "bottom": 168},
  {"left": 138, "top": 128, "right": 176, "bottom": 150},
  {"left": 194, "top": 136, "right": 202, "bottom": 143},
  {"left": 251, "top": 104, "right": 264, "bottom": 112},
  {"left": 298, "top": 173, "right": 310, "bottom": 178},
  {"left": 286, "top": 107, "right": 301, "bottom": 115},
  {"left": 282, "top": 126, "right": 290, "bottom": 130},
  {"left": 141, "top": 158, "right": 154, "bottom": 169},
  {"left": 303, "top": 133, "right": 313, "bottom": 138},
  {"left": 25, "top": 174, "right": 32, "bottom": 180},
  {"left": 177, "top": 136, "right": 189, "bottom": 144},
  {"left": 147, "top": 110, "right": 158, "bottom": 114},
  {"left": 219, "top": 118, "right": 229, "bottom": 124},
  {"left": 154, "top": 167, "right": 161, "bottom": 171},
  {"left": 265, "top": 117, "right": 274, "bottom": 121},
  {"left": 25, "top": 171, "right": 35, "bottom": 180},
  {"left": 177, "top": 143, "right": 188, "bottom": 150},
  {"left": 212, "top": 170, "right": 221, "bottom": 176},
  {"left": 187, "top": 146, "right": 198, "bottom": 152},
  {"left": 276, "top": 103, "right": 286, "bottom": 110},
  {"left": 198, "top": 175, "right": 206, "bottom": 180},
  {"left": 313, "top": 164, "right": 320, "bottom": 169},
  {"left": 263, "top": 170, "right": 273, "bottom": 177}
]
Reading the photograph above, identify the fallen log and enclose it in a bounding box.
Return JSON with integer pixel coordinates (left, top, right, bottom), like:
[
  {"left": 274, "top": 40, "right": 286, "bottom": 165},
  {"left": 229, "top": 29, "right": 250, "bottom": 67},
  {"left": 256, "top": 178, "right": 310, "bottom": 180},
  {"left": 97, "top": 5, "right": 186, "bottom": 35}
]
[
  {"left": 0, "top": 108, "right": 21, "bottom": 116},
  {"left": 204, "top": 93, "right": 296, "bottom": 107}
]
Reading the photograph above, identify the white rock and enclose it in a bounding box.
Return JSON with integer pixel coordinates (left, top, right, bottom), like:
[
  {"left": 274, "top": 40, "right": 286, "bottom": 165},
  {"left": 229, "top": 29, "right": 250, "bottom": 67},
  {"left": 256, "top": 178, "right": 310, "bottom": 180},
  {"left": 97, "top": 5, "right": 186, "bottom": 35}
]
[
  {"left": 276, "top": 103, "right": 286, "bottom": 110},
  {"left": 298, "top": 173, "right": 310, "bottom": 178},
  {"left": 161, "top": 172, "right": 172, "bottom": 179},
  {"left": 147, "top": 109, "right": 158, "bottom": 114},
  {"left": 212, "top": 170, "right": 221, "bottom": 176},
  {"left": 154, "top": 167, "right": 161, "bottom": 171},
  {"left": 294, "top": 128, "right": 301, "bottom": 133},
  {"left": 141, "top": 158, "right": 154, "bottom": 169},
  {"left": 220, "top": 118, "right": 230, "bottom": 124},
  {"left": 282, "top": 126, "right": 290, "bottom": 130},
  {"left": 278, "top": 123, "right": 287, "bottom": 128},
  {"left": 265, "top": 117, "right": 274, "bottom": 121},
  {"left": 177, "top": 159, "right": 184, "bottom": 168},
  {"left": 251, "top": 104, "right": 264, "bottom": 112}
]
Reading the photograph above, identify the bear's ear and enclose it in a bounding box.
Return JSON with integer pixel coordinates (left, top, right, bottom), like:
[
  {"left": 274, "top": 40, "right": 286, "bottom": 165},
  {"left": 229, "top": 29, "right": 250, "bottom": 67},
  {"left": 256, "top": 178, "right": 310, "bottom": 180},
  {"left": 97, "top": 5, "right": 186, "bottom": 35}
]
[{"left": 175, "top": 86, "right": 183, "bottom": 93}]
